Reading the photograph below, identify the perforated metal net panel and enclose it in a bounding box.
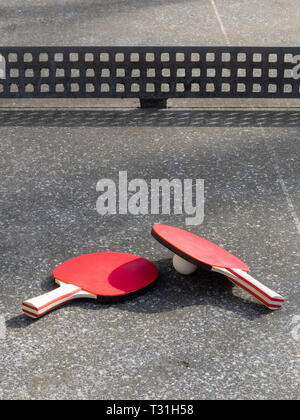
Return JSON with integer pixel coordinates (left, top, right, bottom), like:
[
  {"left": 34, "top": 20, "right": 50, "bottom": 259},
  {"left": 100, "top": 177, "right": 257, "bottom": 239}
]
[{"left": 0, "top": 46, "right": 300, "bottom": 102}]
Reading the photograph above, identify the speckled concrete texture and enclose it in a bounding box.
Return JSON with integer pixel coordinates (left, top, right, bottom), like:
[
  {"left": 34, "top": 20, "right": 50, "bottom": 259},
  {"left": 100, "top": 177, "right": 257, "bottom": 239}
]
[
  {"left": 1, "top": 123, "right": 299, "bottom": 400},
  {"left": 0, "top": 0, "right": 299, "bottom": 400}
]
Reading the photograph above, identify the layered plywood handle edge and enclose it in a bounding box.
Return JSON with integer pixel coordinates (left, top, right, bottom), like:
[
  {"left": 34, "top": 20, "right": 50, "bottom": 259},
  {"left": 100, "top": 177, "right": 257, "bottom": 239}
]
[
  {"left": 172, "top": 253, "right": 284, "bottom": 310},
  {"left": 212, "top": 267, "right": 284, "bottom": 310},
  {"left": 22, "top": 280, "right": 96, "bottom": 319}
]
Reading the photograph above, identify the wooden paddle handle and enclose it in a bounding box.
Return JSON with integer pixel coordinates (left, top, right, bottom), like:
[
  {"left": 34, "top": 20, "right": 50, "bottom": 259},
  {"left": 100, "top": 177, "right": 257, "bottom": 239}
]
[
  {"left": 212, "top": 267, "right": 284, "bottom": 310},
  {"left": 22, "top": 282, "right": 95, "bottom": 319}
]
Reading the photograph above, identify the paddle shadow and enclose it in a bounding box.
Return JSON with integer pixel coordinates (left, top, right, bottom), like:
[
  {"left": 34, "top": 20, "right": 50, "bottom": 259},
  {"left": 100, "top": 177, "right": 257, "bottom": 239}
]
[{"left": 112, "top": 258, "right": 275, "bottom": 320}]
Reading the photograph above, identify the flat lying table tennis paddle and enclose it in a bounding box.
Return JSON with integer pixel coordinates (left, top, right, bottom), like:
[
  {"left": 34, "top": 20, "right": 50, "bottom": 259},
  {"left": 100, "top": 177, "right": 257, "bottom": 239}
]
[
  {"left": 152, "top": 224, "right": 284, "bottom": 310},
  {"left": 22, "top": 252, "right": 158, "bottom": 319}
]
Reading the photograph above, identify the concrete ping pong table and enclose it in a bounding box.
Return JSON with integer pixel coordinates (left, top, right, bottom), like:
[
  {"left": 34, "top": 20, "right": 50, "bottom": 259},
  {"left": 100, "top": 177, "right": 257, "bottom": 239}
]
[{"left": 0, "top": 45, "right": 299, "bottom": 400}]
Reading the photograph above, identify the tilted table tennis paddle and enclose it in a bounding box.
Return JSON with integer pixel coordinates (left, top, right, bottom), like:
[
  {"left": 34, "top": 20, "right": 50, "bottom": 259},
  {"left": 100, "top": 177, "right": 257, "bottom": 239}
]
[
  {"left": 151, "top": 224, "right": 284, "bottom": 310},
  {"left": 22, "top": 252, "right": 158, "bottom": 319}
]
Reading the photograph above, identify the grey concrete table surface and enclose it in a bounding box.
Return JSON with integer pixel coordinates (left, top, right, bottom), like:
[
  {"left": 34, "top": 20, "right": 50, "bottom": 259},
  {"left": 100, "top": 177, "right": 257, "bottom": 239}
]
[{"left": 0, "top": 0, "right": 299, "bottom": 400}]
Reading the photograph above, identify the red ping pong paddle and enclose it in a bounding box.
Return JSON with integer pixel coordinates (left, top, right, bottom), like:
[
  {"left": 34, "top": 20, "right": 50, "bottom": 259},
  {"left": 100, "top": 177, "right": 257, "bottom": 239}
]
[
  {"left": 151, "top": 224, "right": 284, "bottom": 310},
  {"left": 22, "top": 252, "right": 158, "bottom": 319}
]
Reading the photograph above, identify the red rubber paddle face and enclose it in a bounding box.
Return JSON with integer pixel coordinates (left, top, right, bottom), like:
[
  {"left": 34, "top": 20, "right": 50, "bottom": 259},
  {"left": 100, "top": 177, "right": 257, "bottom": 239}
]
[
  {"left": 53, "top": 252, "right": 158, "bottom": 297},
  {"left": 152, "top": 224, "right": 249, "bottom": 271}
]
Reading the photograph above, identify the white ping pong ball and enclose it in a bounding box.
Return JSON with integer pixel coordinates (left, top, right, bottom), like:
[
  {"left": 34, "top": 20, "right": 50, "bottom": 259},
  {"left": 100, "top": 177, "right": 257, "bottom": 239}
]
[{"left": 172, "top": 254, "right": 197, "bottom": 275}]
